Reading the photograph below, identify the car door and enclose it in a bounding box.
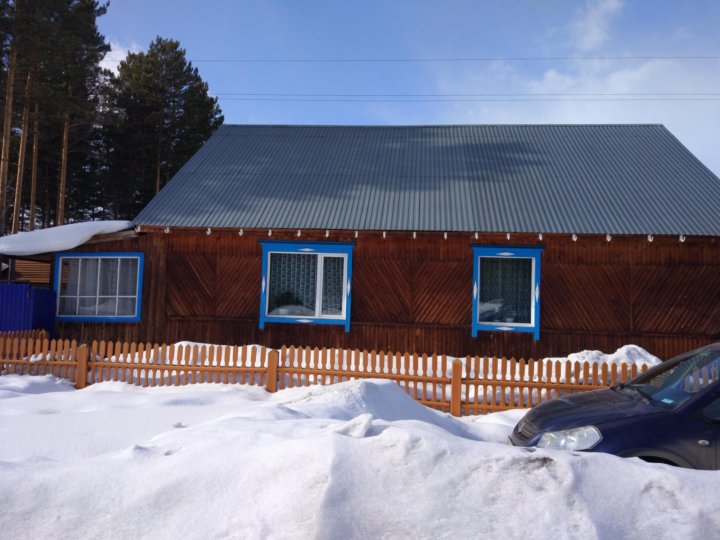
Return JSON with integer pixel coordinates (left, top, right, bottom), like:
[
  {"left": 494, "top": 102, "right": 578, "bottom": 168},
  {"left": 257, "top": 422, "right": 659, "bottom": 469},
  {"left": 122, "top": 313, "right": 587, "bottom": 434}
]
[
  {"left": 696, "top": 394, "right": 720, "bottom": 470},
  {"left": 662, "top": 412, "right": 718, "bottom": 470}
]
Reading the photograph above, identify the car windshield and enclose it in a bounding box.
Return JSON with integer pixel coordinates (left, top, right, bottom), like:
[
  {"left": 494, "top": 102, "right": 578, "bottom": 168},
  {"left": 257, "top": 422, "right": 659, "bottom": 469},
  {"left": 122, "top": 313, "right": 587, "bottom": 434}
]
[{"left": 623, "top": 344, "right": 720, "bottom": 409}]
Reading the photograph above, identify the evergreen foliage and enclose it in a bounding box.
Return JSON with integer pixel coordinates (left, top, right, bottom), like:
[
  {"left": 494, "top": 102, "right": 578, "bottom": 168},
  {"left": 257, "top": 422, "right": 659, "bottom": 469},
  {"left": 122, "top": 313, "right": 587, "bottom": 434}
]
[
  {"left": 107, "top": 37, "right": 223, "bottom": 219},
  {"left": 0, "top": 2, "right": 223, "bottom": 232}
]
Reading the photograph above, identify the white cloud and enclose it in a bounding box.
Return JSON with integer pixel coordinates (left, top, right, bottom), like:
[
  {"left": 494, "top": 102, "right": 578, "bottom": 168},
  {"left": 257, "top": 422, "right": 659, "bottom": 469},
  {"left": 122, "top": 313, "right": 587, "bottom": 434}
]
[
  {"left": 101, "top": 40, "right": 142, "bottom": 74},
  {"left": 570, "top": 0, "right": 624, "bottom": 52},
  {"left": 393, "top": 0, "right": 720, "bottom": 177},
  {"left": 417, "top": 57, "right": 720, "bottom": 176}
]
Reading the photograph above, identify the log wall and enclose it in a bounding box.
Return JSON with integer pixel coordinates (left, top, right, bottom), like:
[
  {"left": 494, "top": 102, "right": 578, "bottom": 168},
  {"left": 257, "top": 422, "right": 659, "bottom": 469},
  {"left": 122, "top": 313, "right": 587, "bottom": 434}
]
[{"left": 55, "top": 228, "right": 720, "bottom": 360}]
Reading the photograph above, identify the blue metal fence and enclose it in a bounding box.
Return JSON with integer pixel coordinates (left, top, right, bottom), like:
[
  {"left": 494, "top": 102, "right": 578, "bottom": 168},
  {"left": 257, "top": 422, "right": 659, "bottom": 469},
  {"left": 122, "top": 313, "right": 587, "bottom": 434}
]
[{"left": 0, "top": 283, "right": 55, "bottom": 334}]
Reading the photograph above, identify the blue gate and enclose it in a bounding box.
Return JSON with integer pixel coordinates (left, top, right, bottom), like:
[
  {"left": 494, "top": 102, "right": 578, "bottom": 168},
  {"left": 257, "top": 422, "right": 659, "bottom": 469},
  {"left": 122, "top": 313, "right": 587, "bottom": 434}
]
[{"left": 0, "top": 283, "right": 56, "bottom": 334}]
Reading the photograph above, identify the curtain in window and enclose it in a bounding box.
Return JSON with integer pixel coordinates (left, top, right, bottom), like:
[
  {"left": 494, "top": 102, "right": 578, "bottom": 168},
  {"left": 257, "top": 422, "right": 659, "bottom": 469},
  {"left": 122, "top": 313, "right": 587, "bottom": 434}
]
[
  {"left": 119, "top": 259, "right": 138, "bottom": 295},
  {"left": 268, "top": 253, "right": 317, "bottom": 315},
  {"left": 322, "top": 256, "right": 344, "bottom": 315},
  {"left": 78, "top": 258, "right": 99, "bottom": 315},
  {"left": 59, "top": 259, "right": 80, "bottom": 315},
  {"left": 117, "top": 258, "right": 139, "bottom": 316},
  {"left": 479, "top": 257, "right": 532, "bottom": 324},
  {"left": 57, "top": 256, "right": 140, "bottom": 318},
  {"left": 97, "top": 259, "right": 119, "bottom": 316}
]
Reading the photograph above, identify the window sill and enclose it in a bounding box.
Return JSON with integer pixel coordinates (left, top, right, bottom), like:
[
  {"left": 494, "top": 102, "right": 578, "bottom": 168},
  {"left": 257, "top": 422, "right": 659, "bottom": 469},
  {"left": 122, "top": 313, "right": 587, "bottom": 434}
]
[
  {"left": 260, "top": 315, "right": 350, "bottom": 331},
  {"left": 55, "top": 315, "right": 142, "bottom": 323}
]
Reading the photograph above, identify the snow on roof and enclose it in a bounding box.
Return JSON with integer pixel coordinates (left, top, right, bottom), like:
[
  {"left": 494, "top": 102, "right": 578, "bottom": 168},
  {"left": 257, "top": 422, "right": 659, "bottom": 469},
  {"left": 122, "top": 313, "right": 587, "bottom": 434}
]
[{"left": 0, "top": 221, "right": 132, "bottom": 257}]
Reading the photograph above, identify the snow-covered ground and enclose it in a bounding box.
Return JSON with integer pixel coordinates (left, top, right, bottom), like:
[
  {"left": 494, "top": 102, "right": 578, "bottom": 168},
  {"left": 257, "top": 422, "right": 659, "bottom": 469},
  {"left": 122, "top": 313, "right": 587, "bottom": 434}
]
[{"left": 1, "top": 372, "right": 719, "bottom": 539}]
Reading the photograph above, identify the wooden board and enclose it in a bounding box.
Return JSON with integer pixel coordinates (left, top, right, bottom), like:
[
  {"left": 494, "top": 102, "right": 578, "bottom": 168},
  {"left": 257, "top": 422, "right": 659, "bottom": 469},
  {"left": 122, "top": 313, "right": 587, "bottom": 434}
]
[{"left": 55, "top": 229, "right": 720, "bottom": 360}]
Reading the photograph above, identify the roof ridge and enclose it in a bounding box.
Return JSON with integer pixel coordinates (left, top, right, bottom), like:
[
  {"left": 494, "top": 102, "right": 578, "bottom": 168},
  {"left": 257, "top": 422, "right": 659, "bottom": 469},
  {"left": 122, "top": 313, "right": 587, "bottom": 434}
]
[{"left": 219, "top": 123, "right": 666, "bottom": 128}]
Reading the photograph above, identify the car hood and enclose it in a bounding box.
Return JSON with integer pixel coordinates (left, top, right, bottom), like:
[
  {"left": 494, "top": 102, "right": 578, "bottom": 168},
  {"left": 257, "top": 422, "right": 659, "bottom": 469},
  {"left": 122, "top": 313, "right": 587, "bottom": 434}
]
[{"left": 513, "top": 388, "right": 662, "bottom": 444}]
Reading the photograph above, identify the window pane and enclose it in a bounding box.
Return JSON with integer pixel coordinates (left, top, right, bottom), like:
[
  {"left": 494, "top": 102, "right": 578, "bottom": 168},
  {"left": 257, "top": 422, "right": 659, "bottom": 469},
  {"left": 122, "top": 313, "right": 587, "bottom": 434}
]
[
  {"left": 58, "top": 297, "right": 78, "bottom": 316},
  {"left": 268, "top": 253, "right": 317, "bottom": 316},
  {"left": 78, "top": 297, "right": 97, "bottom": 316},
  {"left": 117, "top": 298, "right": 136, "bottom": 316},
  {"left": 97, "top": 297, "right": 117, "bottom": 316},
  {"left": 479, "top": 258, "right": 532, "bottom": 324},
  {"left": 60, "top": 259, "right": 79, "bottom": 296},
  {"left": 322, "top": 256, "right": 344, "bottom": 316},
  {"left": 118, "top": 258, "right": 139, "bottom": 296},
  {"left": 99, "top": 258, "right": 119, "bottom": 296},
  {"left": 79, "top": 258, "right": 99, "bottom": 296}
]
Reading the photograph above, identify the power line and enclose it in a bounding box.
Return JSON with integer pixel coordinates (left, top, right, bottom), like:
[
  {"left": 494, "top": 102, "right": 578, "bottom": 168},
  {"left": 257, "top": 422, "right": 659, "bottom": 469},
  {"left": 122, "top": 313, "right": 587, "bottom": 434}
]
[
  {"left": 215, "top": 92, "right": 720, "bottom": 98},
  {"left": 193, "top": 55, "right": 720, "bottom": 63},
  {"left": 218, "top": 97, "right": 720, "bottom": 103}
]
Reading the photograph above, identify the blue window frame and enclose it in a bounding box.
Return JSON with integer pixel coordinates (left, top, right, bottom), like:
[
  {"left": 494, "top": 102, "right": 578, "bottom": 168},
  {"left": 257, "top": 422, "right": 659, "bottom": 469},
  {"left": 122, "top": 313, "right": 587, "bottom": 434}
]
[
  {"left": 54, "top": 252, "right": 144, "bottom": 322},
  {"left": 472, "top": 246, "right": 542, "bottom": 340},
  {"left": 259, "top": 241, "right": 353, "bottom": 331}
]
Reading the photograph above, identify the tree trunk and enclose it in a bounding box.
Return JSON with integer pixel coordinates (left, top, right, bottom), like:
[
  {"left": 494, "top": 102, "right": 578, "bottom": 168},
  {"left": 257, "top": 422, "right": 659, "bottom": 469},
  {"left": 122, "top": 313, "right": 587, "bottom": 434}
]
[
  {"left": 43, "top": 161, "right": 50, "bottom": 228},
  {"left": 11, "top": 71, "right": 33, "bottom": 234},
  {"left": 29, "top": 102, "right": 39, "bottom": 231},
  {"left": 0, "top": 45, "right": 17, "bottom": 235},
  {"left": 155, "top": 132, "right": 162, "bottom": 194},
  {"left": 56, "top": 109, "right": 70, "bottom": 225}
]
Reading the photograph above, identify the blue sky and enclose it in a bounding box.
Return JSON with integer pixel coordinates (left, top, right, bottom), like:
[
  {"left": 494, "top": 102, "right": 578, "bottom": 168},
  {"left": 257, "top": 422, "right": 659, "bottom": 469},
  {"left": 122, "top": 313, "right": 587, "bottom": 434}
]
[{"left": 99, "top": 0, "right": 720, "bottom": 175}]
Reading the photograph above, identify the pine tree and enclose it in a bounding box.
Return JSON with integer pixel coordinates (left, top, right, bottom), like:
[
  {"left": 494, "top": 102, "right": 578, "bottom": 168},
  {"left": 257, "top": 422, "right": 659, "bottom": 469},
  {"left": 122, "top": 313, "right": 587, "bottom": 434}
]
[
  {"left": 0, "top": 8, "right": 221, "bottom": 230},
  {"left": 9, "top": 0, "right": 60, "bottom": 232},
  {"left": 0, "top": 0, "right": 17, "bottom": 235},
  {"left": 53, "top": 0, "right": 109, "bottom": 225},
  {"left": 0, "top": 0, "right": 109, "bottom": 231},
  {"left": 106, "top": 37, "right": 223, "bottom": 219}
]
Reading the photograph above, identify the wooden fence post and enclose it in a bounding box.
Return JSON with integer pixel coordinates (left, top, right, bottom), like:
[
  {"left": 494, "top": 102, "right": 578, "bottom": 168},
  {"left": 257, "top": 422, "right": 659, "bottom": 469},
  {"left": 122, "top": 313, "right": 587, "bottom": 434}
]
[
  {"left": 450, "top": 359, "right": 463, "bottom": 417},
  {"left": 75, "top": 344, "right": 88, "bottom": 389},
  {"left": 266, "top": 349, "right": 279, "bottom": 393}
]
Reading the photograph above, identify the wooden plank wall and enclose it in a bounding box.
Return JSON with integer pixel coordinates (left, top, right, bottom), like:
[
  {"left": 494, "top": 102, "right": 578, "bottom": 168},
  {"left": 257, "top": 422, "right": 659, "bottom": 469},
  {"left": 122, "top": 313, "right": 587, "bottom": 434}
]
[
  {"left": 10, "top": 260, "right": 51, "bottom": 284},
  {"left": 55, "top": 228, "right": 720, "bottom": 360}
]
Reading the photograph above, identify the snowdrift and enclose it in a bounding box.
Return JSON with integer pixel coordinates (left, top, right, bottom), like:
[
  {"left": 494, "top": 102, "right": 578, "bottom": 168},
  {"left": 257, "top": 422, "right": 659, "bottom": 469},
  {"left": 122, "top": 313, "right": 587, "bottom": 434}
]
[{"left": 1, "top": 374, "right": 718, "bottom": 539}]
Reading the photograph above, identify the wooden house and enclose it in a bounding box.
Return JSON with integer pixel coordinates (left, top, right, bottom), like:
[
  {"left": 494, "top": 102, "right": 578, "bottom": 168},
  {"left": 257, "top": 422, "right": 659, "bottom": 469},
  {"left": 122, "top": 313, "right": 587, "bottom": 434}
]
[{"left": 43, "top": 125, "right": 720, "bottom": 359}]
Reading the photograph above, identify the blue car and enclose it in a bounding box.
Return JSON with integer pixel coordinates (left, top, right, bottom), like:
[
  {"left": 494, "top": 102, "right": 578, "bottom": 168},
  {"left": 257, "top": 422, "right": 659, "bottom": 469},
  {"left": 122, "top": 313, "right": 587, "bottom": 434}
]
[{"left": 510, "top": 343, "right": 720, "bottom": 469}]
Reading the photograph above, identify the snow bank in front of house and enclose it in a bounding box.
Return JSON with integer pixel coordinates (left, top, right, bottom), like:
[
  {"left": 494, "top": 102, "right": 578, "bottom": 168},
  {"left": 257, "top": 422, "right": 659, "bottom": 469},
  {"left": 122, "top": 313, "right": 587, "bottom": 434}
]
[
  {"left": 1, "top": 374, "right": 719, "bottom": 540},
  {"left": 563, "top": 345, "right": 662, "bottom": 369},
  {"left": 155, "top": 342, "right": 663, "bottom": 370},
  {"left": 0, "top": 221, "right": 132, "bottom": 256},
  {"left": 446, "top": 345, "right": 661, "bottom": 379},
  {"left": 0, "top": 373, "right": 75, "bottom": 399}
]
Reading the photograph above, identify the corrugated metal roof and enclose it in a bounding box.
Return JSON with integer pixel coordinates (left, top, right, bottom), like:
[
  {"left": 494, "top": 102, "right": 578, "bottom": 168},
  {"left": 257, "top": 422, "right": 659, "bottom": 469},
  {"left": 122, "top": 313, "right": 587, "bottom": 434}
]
[{"left": 133, "top": 124, "right": 720, "bottom": 235}]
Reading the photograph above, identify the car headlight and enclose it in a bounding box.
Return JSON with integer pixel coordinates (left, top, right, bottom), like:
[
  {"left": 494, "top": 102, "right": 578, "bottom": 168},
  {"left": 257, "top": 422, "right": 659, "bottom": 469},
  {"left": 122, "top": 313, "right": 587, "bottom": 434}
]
[{"left": 536, "top": 426, "right": 602, "bottom": 451}]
